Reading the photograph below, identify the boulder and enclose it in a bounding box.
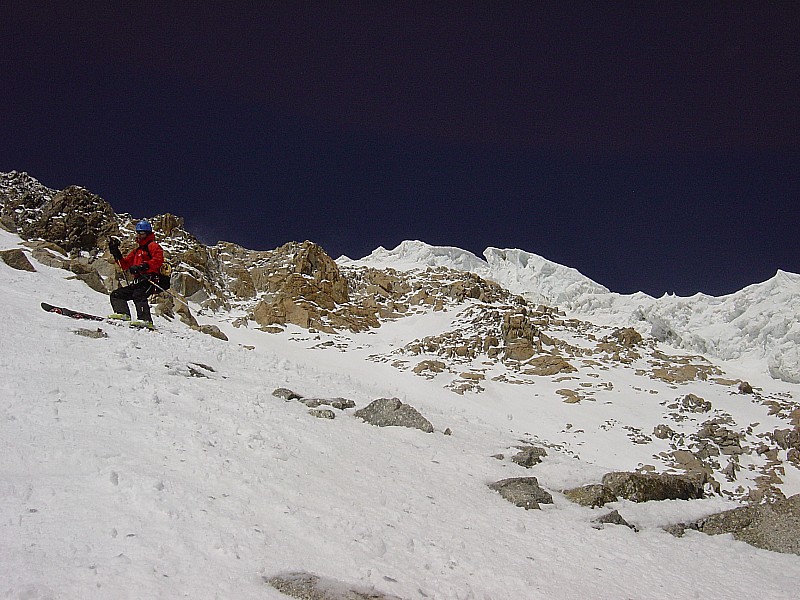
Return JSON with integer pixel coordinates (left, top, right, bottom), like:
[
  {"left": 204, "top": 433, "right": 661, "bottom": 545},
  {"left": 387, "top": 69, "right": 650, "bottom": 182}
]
[
  {"left": 273, "top": 388, "right": 303, "bottom": 401},
  {"left": 562, "top": 484, "right": 618, "bottom": 508},
  {"left": 667, "top": 494, "right": 800, "bottom": 555},
  {"left": 354, "top": 398, "right": 434, "bottom": 433},
  {"left": 489, "top": 477, "right": 554, "bottom": 510},
  {"left": 197, "top": 324, "right": 228, "bottom": 341},
  {"left": 601, "top": 472, "right": 705, "bottom": 503},
  {"left": 504, "top": 338, "right": 536, "bottom": 361},
  {"left": 0, "top": 248, "right": 36, "bottom": 271},
  {"left": 611, "top": 327, "right": 643, "bottom": 347},
  {"left": 511, "top": 446, "right": 548, "bottom": 468}
]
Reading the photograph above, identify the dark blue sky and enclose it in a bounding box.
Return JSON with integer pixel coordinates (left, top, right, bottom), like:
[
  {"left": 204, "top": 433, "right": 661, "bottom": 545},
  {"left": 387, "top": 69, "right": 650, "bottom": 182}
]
[{"left": 2, "top": 2, "right": 798, "bottom": 296}]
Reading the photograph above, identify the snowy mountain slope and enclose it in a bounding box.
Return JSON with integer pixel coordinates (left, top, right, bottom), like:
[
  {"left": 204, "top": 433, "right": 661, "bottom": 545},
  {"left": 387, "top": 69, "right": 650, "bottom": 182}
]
[
  {"left": 340, "top": 240, "right": 800, "bottom": 383},
  {"left": 2, "top": 228, "right": 800, "bottom": 599},
  {"left": 340, "top": 240, "right": 611, "bottom": 305}
]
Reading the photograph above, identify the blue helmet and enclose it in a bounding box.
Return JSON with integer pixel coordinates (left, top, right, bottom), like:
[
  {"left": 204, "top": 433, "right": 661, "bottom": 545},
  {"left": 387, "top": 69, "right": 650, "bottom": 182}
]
[{"left": 135, "top": 220, "right": 153, "bottom": 233}]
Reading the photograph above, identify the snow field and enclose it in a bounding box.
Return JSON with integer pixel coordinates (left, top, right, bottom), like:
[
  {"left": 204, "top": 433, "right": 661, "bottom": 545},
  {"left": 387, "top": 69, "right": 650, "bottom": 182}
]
[{"left": 2, "top": 232, "right": 799, "bottom": 599}]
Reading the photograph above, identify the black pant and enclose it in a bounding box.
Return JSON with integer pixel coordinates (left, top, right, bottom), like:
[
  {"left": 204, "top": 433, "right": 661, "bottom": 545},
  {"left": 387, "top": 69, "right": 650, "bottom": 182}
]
[{"left": 110, "top": 278, "right": 156, "bottom": 322}]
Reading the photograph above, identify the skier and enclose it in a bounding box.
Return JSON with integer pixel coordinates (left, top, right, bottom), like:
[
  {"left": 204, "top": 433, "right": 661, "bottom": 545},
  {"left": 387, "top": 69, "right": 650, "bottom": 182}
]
[{"left": 107, "top": 220, "right": 164, "bottom": 328}]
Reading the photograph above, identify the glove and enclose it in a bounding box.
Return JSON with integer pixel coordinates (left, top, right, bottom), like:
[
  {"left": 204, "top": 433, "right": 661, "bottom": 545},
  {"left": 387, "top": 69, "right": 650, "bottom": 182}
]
[
  {"left": 129, "top": 262, "right": 148, "bottom": 275},
  {"left": 108, "top": 237, "right": 122, "bottom": 261}
]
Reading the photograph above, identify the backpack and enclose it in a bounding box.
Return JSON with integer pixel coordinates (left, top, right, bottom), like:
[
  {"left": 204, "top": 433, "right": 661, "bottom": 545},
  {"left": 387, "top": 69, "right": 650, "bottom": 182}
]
[{"left": 142, "top": 242, "right": 172, "bottom": 291}]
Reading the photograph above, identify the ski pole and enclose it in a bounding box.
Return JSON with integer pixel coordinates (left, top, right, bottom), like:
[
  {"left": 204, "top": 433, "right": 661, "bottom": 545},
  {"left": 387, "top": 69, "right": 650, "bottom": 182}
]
[
  {"left": 148, "top": 276, "right": 193, "bottom": 312},
  {"left": 115, "top": 260, "right": 130, "bottom": 285}
]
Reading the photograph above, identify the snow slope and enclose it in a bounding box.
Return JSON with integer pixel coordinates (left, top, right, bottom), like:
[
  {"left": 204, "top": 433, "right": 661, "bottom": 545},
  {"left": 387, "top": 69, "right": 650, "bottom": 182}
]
[
  {"left": 342, "top": 241, "right": 800, "bottom": 382},
  {"left": 2, "top": 228, "right": 800, "bottom": 599}
]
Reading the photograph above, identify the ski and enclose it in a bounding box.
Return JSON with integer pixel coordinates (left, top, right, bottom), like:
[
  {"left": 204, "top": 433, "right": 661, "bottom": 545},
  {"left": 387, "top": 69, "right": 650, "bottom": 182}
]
[
  {"left": 41, "top": 303, "right": 158, "bottom": 331},
  {"left": 41, "top": 302, "right": 105, "bottom": 321}
]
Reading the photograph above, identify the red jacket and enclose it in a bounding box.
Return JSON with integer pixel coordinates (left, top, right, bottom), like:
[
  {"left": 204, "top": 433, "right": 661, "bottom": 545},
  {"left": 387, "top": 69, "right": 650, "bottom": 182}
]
[{"left": 119, "top": 232, "right": 164, "bottom": 275}]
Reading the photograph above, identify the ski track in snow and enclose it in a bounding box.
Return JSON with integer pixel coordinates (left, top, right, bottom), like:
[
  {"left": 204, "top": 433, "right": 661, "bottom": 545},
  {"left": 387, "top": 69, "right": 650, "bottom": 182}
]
[{"left": 1, "top": 229, "right": 799, "bottom": 599}]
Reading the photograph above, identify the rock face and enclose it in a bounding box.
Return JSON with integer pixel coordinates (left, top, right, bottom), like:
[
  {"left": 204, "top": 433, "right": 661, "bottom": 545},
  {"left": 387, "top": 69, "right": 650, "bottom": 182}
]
[
  {"left": 488, "top": 477, "right": 554, "bottom": 510},
  {"left": 2, "top": 181, "right": 119, "bottom": 254},
  {"left": 667, "top": 494, "right": 800, "bottom": 556},
  {"left": 354, "top": 398, "right": 434, "bottom": 433}
]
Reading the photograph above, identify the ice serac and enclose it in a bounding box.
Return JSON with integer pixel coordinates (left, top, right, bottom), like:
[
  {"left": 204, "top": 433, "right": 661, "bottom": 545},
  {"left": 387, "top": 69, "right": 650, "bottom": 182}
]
[
  {"left": 634, "top": 269, "right": 800, "bottom": 382},
  {"left": 342, "top": 241, "right": 609, "bottom": 308},
  {"left": 344, "top": 240, "right": 488, "bottom": 273},
  {"left": 482, "top": 247, "right": 609, "bottom": 306}
]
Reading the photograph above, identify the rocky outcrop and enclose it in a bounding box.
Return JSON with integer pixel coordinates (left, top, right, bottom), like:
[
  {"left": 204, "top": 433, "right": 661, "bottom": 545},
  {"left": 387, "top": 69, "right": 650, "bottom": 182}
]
[
  {"left": 5, "top": 185, "right": 119, "bottom": 254},
  {"left": 248, "top": 241, "right": 363, "bottom": 332},
  {"left": 666, "top": 494, "right": 800, "bottom": 555},
  {"left": 354, "top": 398, "right": 434, "bottom": 433}
]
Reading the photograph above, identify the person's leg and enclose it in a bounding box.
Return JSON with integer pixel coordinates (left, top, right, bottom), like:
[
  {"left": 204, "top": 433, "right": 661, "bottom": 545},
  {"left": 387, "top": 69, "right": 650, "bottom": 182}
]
[
  {"left": 110, "top": 285, "right": 135, "bottom": 317},
  {"left": 131, "top": 281, "right": 153, "bottom": 322}
]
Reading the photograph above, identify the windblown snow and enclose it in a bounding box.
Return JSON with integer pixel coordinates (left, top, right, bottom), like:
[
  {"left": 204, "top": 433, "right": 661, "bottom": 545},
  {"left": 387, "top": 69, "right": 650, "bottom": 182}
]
[{"left": 2, "top": 229, "right": 799, "bottom": 599}]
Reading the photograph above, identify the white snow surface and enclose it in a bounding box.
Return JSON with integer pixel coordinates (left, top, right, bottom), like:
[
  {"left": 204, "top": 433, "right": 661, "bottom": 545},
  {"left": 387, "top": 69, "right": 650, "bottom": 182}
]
[
  {"left": 3, "top": 229, "right": 800, "bottom": 599},
  {"left": 342, "top": 241, "right": 800, "bottom": 382}
]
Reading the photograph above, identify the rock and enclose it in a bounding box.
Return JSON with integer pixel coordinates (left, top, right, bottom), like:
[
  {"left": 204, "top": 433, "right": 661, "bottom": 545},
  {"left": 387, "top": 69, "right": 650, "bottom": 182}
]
[
  {"left": 249, "top": 241, "right": 357, "bottom": 332},
  {"left": 562, "top": 484, "right": 618, "bottom": 508},
  {"left": 70, "top": 268, "right": 108, "bottom": 293},
  {"left": 504, "top": 338, "right": 536, "bottom": 361},
  {"left": 273, "top": 388, "right": 303, "bottom": 401},
  {"left": 354, "top": 398, "right": 434, "bottom": 433},
  {"left": 174, "top": 299, "right": 199, "bottom": 328},
  {"left": 74, "top": 328, "right": 108, "bottom": 339},
  {"left": 266, "top": 571, "right": 404, "bottom": 600},
  {"left": 668, "top": 495, "right": 800, "bottom": 555},
  {"left": 302, "top": 398, "right": 356, "bottom": 410},
  {"left": 611, "top": 327, "right": 643, "bottom": 347},
  {"left": 772, "top": 428, "right": 800, "bottom": 452},
  {"left": 653, "top": 424, "right": 675, "bottom": 439},
  {"left": 556, "top": 389, "right": 583, "bottom": 404},
  {"left": 677, "top": 393, "right": 712, "bottom": 413},
  {"left": 524, "top": 355, "right": 577, "bottom": 376},
  {"left": 595, "top": 509, "right": 636, "bottom": 530},
  {"left": 198, "top": 324, "right": 228, "bottom": 340},
  {"left": 412, "top": 360, "right": 447, "bottom": 376},
  {"left": 0, "top": 248, "right": 36, "bottom": 271},
  {"left": 309, "top": 409, "right": 336, "bottom": 420},
  {"left": 488, "top": 476, "right": 554, "bottom": 510},
  {"left": 511, "top": 446, "right": 548, "bottom": 468},
  {"left": 601, "top": 472, "right": 705, "bottom": 503},
  {"left": 738, "top": 380, "right": 754, "bottom": 394},
  {"left": 501, "top": 309, "right": 538, "bottom": 344}
]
